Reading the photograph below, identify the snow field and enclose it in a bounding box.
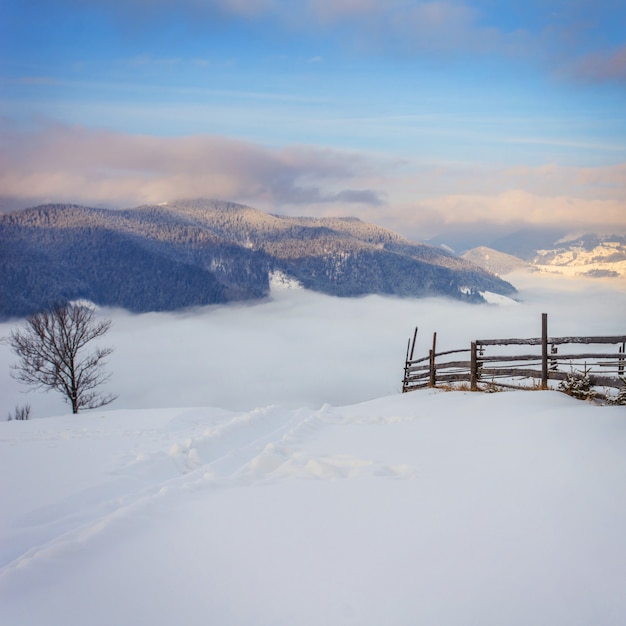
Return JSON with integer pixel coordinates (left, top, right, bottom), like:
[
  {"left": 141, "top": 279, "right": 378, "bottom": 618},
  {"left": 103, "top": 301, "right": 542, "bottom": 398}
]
[{"left": 1, "top": 390, "right": 625, "bottom": 625}]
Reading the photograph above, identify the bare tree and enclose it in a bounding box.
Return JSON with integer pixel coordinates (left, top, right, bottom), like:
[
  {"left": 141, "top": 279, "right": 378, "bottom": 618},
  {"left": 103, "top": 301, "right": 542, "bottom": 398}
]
[{"left": 7, "top": 302, "right": 116, "bottom": 414}]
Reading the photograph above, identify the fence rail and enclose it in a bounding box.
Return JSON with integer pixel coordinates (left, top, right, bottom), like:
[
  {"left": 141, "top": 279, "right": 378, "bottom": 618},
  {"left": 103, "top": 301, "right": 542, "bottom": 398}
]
[{"left": 402, "top": 314, "right": 626, "bottom": 393}]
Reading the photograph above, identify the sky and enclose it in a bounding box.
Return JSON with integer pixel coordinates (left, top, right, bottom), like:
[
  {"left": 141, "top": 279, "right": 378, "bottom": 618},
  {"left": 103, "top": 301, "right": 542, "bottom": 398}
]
[{"left": 1, "top": 0, "right": 625, "bottom": 241}]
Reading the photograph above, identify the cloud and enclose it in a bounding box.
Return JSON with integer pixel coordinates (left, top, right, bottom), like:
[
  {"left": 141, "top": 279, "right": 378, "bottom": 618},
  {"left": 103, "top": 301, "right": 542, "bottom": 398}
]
[
  {"left": 569, "top": 45, "right": 626, "bottom": 83},
  {"left": 1, "top": 123, "right": 624, "bottom": 237},
  {"left": 332, "top": 189, "right": 384, "bottom": 205},
  {"left": 39, "top": 1, "right": 626, "bottom": 83},
  {"left": 2, "top": 275, "right": 625, "bottom": 418},
  {"left": 419, "top": 189, "right": 626, "bottom": 229},
  {"left": 0, "top": 123, "right": 384, "bottom": 212}
]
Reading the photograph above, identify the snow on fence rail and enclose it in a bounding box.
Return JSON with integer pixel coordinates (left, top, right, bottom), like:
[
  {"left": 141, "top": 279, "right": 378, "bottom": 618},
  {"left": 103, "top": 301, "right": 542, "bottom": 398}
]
[{"left": 402, "top": 313, "right": 626, "bottom": 393}]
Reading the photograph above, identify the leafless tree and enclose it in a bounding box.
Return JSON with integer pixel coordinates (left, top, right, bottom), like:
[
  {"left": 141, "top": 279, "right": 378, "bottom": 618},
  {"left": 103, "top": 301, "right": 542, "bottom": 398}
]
[{"left": 7, "top": 302, "right": 116, "bottom": 414}]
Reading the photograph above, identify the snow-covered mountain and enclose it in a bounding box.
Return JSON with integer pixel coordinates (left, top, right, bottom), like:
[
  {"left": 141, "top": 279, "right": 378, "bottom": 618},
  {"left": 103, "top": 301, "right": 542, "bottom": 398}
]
[
  {"left": 461, "top": 246, "right": 530, "bottom": 276},
  {"left": 0, "top": 199, "right": 515, "bottom": 318},
  {"left": 533, "top": 236, "right": 626, "bottom": 278},
  {"left": 463, "top": 234, "right": 626, "bottom": 279}
]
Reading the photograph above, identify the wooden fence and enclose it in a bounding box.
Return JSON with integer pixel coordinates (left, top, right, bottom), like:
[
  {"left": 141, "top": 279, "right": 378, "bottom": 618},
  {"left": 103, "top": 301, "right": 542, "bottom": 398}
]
[{"left": 402, "top": 313, "right": 626, "bottom": 393}]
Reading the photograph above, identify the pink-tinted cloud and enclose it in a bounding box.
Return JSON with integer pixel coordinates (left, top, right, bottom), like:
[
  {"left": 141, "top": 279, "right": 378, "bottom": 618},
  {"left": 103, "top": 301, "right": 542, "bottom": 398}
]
[
  {"left": 569, "top": 45, "right": 626, "bottom": 83},
  {"left": 1, "top": 124, "right": 624, "bottom": 239},
  {"left": 0, "top": 123, "right": 383, "bottom": 212}
]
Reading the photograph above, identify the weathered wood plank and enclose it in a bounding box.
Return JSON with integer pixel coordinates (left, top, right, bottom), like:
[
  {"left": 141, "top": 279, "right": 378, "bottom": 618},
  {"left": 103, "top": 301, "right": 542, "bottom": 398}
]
[
  {"left": 479, "top": 354, "right": 542, "bottom": 363},
  {"left": 549, "top": 336, "right": 626, "bottom": 345},
  {"left": 470, "top": 341, "right": 477, "bottom": 391},
  {"left": 433, "top": 348, "right": 471, "bottom": 358},
  {"left": 434, "top": 373, "right": 472, "bottom": 383},
  {"left": 477, "top": 338, "right": 543, "bottom": 346},
  {"left": 409, "top": 327, "right": 418, "bottom": 361},
  {"left": 432, "top": 360, "right": 472, "bottom": 370},
  {"left": 429, "top": 333, "right": 437, "bottom": 387},
  {"left": 543, "top": 352, "right": 625, "bottom": 361},
  {"left": 405, "top": 355, "right": 431, "bottom": 366},
  {"left": 541, "top": 313, "right": 548, "bottom": 389},
  {"left": 480, "top": 367, "right": 544, "bottom": 379},
  {"left": 477, "top": 353, "right": 624, "bottom": 364},
  {"left": 402, "top": 382, "right": 430, "bottom": 391},
  {"left": 477, "top": 335, "right": 626, "bottom": 347}
]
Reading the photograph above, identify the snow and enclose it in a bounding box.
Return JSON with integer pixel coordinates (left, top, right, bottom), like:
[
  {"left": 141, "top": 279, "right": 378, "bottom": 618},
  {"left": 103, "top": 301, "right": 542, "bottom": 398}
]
[
  {"left": 533, "top": 241, "right": 626, "bottom": 279},
  {"left": 479, "top": 290, "right": 519, "bottom": 305},
  {"left": 269, "top": 269, "right": 303, "bottom": 291},
  {"left": 1, "top": 270, "right": 625, "bottom": 625},
  {"left": 1, "top": 392, "right": 625, "bottom": 625}
]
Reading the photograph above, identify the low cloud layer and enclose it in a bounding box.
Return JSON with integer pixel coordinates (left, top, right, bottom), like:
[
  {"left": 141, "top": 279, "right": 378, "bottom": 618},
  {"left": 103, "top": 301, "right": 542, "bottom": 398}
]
[
  {"left": 1, "top": 272, "right": 625, "bottom": 419},
  {"left": 2, "top": 124, "right": 624, "bottom": 239}
]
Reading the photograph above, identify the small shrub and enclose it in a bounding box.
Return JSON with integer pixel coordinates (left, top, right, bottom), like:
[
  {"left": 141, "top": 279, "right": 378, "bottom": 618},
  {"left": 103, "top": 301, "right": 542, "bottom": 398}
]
[
  {"left": 482, "top": 379, "right": 501, "bottom": 393},
  {"left": 559, "top": 366, "right": 595, "bottom": 401},
  {"left": 608, "top": 378, "right": 626, "bottom": 406},
  {"left": 8, "top": 404, "right": 31, "bottom": 421}
]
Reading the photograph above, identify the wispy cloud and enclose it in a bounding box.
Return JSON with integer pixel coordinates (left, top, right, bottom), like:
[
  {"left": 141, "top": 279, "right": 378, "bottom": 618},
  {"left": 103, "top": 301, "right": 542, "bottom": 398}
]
[
  {"left": 1, "top": 124, "right": 624, "bottom": 238},
  {"left": 568, "top": 45, "right": 626, "bottom": 83},
  {"left": 63, "top": 1, "right": 623, "bottom": 75}
]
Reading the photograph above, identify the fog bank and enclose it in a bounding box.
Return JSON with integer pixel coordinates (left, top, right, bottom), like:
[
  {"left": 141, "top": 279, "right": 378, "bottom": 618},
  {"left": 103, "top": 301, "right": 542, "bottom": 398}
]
[{"left": 1, "top": 271, "right": 625, "bottom": 419}]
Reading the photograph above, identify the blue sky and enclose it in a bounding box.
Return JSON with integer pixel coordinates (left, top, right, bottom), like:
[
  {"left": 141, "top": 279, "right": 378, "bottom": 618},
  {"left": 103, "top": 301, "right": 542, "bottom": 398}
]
[{"left": 1, "top": 0, "right": 625, "bottom": 239}]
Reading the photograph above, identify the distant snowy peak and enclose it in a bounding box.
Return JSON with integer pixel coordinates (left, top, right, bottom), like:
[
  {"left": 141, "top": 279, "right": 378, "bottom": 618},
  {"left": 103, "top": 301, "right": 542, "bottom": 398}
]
[
  {"left": 533, "top": 239, "right": 626, "bottom": 279},
  {"left": 461, "top": 246, "right": 529, "bottom": 276},
  {"left": 464, "top": 237, "right": 626, "bottom": 280}
]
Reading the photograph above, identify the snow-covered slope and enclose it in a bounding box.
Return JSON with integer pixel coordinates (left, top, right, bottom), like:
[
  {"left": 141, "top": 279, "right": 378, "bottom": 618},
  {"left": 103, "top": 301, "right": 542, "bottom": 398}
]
[
  {"left": 269, "top": 269, "right": 303, "bottom": 291},
  {"left": 534, "top": 239, "right": 626, "bottom": 278},
  {"left": 462, "top": 246, "right": 530, "bottom": 276},
  {"left": 1, "top": 390, "right": 625, "bottom": 626},
  {"left": 464, "top": 239, "right": 626, "bottom": 280}
]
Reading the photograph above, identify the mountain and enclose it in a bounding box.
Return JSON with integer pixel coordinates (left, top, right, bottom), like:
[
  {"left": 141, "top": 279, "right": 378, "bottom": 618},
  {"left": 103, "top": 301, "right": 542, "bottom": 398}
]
[
  {"left": 0, "top": 199, "right": 516, "bottom": 318},
  {"left": 461, "top": 247, "right": 529, "bottom": 276},
  {"left": 462, "top": 234, "right": 626, "bottom": 279},
  {"left": 531, "top": 234, "right": 626, "bottom": 279},
  {"left": 486, "top": 227, "right": 570, "bottom": 261}
]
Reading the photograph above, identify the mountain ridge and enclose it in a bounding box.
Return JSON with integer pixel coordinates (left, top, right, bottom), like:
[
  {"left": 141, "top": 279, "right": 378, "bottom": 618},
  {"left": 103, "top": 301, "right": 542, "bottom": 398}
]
[
  {"left": 462, "top": 234, "right": 626, "bottom": 279},
  {"left": 0, "top": 199, "right": 516, "bottom": 318}
]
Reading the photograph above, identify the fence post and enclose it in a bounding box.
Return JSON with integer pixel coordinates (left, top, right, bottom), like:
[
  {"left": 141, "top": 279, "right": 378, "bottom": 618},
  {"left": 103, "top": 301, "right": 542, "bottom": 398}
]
[
  {"left": 402, "top": 338, "right": 411, "bottom": 393},
  {"left": 409, "top": 326, "right": 418, "bottom": 361},
  {"left": 541, "top": 313, "right": 548, "bottom": 390},
  {"left": 429, "top": 332, "right": 437, "bottom": 387},
  {"left": 470, "top": 341, "right": 478, "bottom": 391}
]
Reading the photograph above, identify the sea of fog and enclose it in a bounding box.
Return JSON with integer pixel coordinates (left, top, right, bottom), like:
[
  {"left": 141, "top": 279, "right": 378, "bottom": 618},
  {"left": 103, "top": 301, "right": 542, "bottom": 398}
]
[{"left": 1, "top": 270, "right": 625, "bottom": 419}]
